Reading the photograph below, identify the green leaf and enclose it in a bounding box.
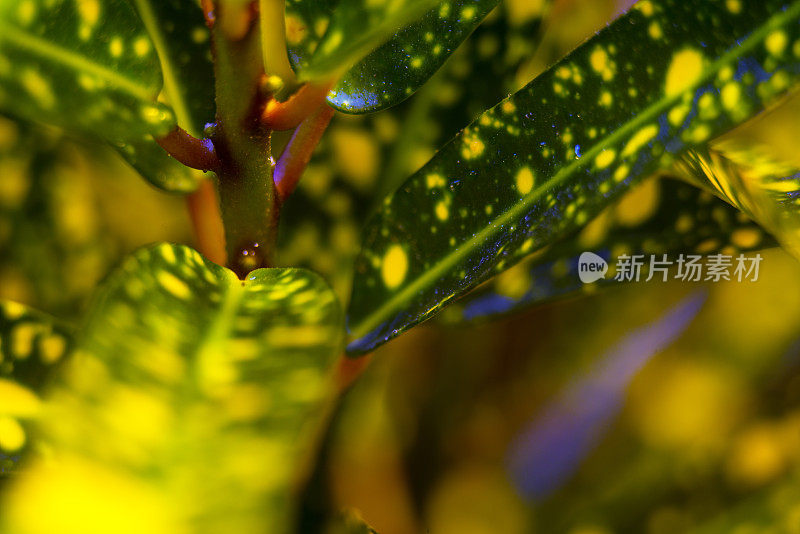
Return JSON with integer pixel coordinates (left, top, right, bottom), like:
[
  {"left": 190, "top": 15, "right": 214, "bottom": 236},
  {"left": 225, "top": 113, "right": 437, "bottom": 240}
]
[
  {"left": 115, "top": 0, "right": 216, "bottom": 192},
  {"left": 443, "top": 176, "right": 773, "bottom": 323},
  {"left": 326, "top": 0, "right": 500, "bottom": 113},
  {"left": 127, "top": 0, "right": 215, "bottom": 137},
  {"left": 1, "top": 243, "right": 343, "bottom": 534},
  {"left": 0, "top": 300, "right": 72, "bottom": 477},
  {"left": 675, "top": 141, "right": 800, "bottom": 259},
  {"left": 346, "top": 0, "right": 800, "bottom": 354},
  {"left": 287, "top": 0, "right": 439, "bottom": 82},
  {"left": 277, "top": 5, "right": 550, "bottom": 291},
  {"left": 113, "top": 135, "right": 202, "bottom": 193},
  {"left": 0, "top": 0, "right": 176, "bottom": 143}
]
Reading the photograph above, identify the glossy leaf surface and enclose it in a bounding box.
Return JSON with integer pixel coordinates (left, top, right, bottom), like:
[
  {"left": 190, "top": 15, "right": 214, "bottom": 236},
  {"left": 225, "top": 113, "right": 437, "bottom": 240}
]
[
  {"left": 0, "top": 300, "right": 72, "bottom": 477},
  {"left": 347, "top": 0, "right": 800, "bottom": 354},
  {"left": 277, "top": 4, "right": 550, "bottom": 297},
  {"left": 1, "top": 243, "right": 343, "bottom": 534},
  {"left": 677, "top": 142, "right": 800, "bottom": 259},
  {"left": 445, "top": 176, "right": 772, "bottom": 323},
  {"left": 0, "top": 0, "right": 175, "bottom": 142},
  {"left": 326, "top": 0, "right": 500, "bottom": 113},
  {"left": 286, "top": 0, "right": 438, "bottom": 82}
]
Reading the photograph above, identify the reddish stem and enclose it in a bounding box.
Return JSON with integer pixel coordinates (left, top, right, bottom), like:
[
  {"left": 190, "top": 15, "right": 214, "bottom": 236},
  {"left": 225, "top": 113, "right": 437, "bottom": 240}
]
[
  {"left": 156, "top": 127, "right": 220, "bottom": 171},
  {"left": 274, "top": 104, "right": 334, "bottom": 201},
  {"left": 261, "top": 82, "right": 333, "bottom": 131},
  {"left": 186, "top": 177, "right": 227, "bottom": 266}
]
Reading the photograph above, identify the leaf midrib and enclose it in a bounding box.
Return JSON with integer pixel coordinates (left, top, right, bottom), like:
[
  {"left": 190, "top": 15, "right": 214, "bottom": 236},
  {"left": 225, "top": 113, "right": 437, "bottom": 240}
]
[
  {"left": 132, "top": 0, "right": 197, "bottom": 136},
  {"left": 0, "top": 22, "right": 156, "bottom": 101},
  {"left": 348, "top": 2, "right": 800, "bottom": 340}
]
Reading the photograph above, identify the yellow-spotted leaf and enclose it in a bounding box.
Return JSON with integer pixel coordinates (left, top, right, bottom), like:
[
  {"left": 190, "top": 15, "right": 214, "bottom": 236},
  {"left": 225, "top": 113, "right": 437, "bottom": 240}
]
[
  {"left": 444, "top": 177, "right": 772, "bottom": 323},
  {"left": 0, "top": 243, "right": 343, "bottom": 534},
  {"left": 115, "top": 0, "right": 217, "bottom": 192},
  {"left": 0, "top": 300, "right": 72, "bottom": 477},
  {"left": 287, "top": 0, "right": 439, "bottom": 82},
  {"left": 0, "top": 0, "right": 176, "bottom": 144},
  {"left": 346, "top": 0, "right": 800, "bottom": 354},
  {"left": 325, "top": 0, "right": 500, "bottom": 113}
]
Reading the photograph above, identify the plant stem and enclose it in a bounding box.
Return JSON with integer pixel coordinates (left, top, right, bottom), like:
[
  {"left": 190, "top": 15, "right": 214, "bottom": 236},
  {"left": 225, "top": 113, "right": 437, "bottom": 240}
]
[
  {"left": 211, "top": 1, "right": 278, "bottom": 278},
  {"left": 156, "top": 127, "right": 220, "bottom": 171},
  {"left": 261, "top": 82, "right": 332, "bottom": 131},
  {"left": 259, "top": 0, "right": 297, "bottom": 93},
  {"left": 186, "top": 177, "right": 227, "bottom": 265},
  {"left": 274, "top": 104, "right": 334, "bottom": 200}
]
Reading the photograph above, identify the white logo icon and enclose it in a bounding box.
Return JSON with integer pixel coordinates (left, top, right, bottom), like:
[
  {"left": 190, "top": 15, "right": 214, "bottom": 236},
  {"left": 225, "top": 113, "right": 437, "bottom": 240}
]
[{"left": 578, "top": 252, "right": 608, "bottom": 283}]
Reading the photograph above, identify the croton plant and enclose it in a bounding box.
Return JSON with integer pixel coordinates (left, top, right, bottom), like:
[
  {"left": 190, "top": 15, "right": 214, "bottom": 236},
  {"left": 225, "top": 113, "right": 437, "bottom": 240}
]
[{"left": 0, "top": 0, "right": 799, "bottom": 532}]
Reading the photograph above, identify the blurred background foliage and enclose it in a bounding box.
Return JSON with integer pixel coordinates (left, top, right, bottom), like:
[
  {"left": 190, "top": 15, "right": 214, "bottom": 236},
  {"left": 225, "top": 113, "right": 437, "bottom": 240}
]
[{"left": 2, "top": 0, "right": 800, "bottom": 532}]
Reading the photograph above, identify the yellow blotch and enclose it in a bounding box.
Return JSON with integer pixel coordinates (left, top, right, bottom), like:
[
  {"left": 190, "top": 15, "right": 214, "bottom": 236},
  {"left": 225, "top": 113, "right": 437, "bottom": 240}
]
[
  {"left": 109, "top": 37, "right": 123, "bottom": 57},
  {"left": 589, "top": 47, "right": 614, "bottom": 81},
  {"left": 284, "top": 14, "right": 307, "bottom": 45},
  {"left": 410, "top": 57, "right": 423, "bottom": 69},
  {"left": 461, "top": 133, "right": 485, "bottom": 160},
  {"left": 77, "top": 0, "right": 100, "bottom": 26},
  {"left": 461, "top": 5, "right": 476, "bottom": 20},
  {"left": 17, "top": 1, "right": 35, "bottom": 25},
  {"left": 668, "top": 103, "right": 691, "bottom": 126},
  {"left": 675, "top": 213, "right": 693, "bottom": 233},
  {"left": 598, "top": 91, "right": 612, "bottom": 107},
  {"left": 515, "top": 167, "right": 534, "bottom": 195},
  {"left": 648, "top": 21, "right": 663, "bottom": 40},
  {"left": 721, "top": 81, "right": 741, "bottom": 111},
  {"left": 3, "top": 301, "right": 26, "bottom": 320},
  {"left": 39, "top": 334, "right": 66, "bottom": 364},
  {"left": 615, "top": 178, "right": 659, "bottom": 227},
  {"left": 613, "top": 164, "right": 629, "bottom": 182},
  {"left": 766, "top": 30, "right": 788, "bottom": 56},
  {"left": 501, "top": 100, "right": 516, "bottom": 114},
  {"left": 134, "top": 36, "right": 151, "bottom": 57},
  {"left": 495, "top": 265, "right": 530, "bottom": 299},
  {"left": 726, "top": 0, "right": 741, "bottom": 13},
  {"left": 635, "top": 0, "right": 654, "bottom": 16},
  {"left": 426, "top": 173, "right": 446, "bottom": 188},
  {"left": 331, "top": 128, "right": 379, "bottom": 190},
  {"left": 621, "top": 124, "right": 658, "bottom": 157},
  {"left": 665, "top": 49, "right": 704, "bottom": 97},
  {"left": 726, "top": 424, "right": 785, "bottom": 487},
  {"left": 435, "top": 201, "right": 449, "bottom": 221},
  {"left": 21, "top": 69, "right": 55, "bottom": 109},
  {"left": 157, "top": 271, "right": 191, "bottom": 300},
  {"left": 381, "top": 245, "right": 408, "bottom": 289},
  {"left": 13, "top": 323, "right": 40, "bottom": 357},
  {"left": 731, "top": 228, "right": 762, "bottom": 249},
  {"left": 595, "top": 149, "right": 616, "bottom": 169},
  {"left": 0, "top": 379, "right": 40, "bottom": 417},
  {"left": 0, "top": 416, "right": 25, "bottom": 452},
  {"left": 5, "top": 457, "right": 179, "bottom": 534}
]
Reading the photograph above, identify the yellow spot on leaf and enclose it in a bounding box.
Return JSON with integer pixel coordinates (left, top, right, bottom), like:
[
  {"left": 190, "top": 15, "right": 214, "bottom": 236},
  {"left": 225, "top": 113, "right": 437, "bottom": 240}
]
[
  {"left": 109, "top": 37, "right": 123, "bottom": 58},
  {"left": 589, "top": 47, "right": 614, "bottom": 81},
  {"left": 134, "top": 36, "right": 151, "bottom": 56},
  {"left": 665, "top": 49, "right": 704, "bottom": 97},
  {"left": 766, "top": 31, "right": 788, "bottom": 56},
  {"left": 721, "top": 82, "right": 742, "bottom": 110},
  {"left": 515, "top": 167, "right": 534, "bottom": 195},
  {"left": 435, "top": 201, "right": 449, "bottom": 221},
  {"left": 648, "top": 21, "right": 663, "bottom": 40},
  {"left": 77, "top": 0, "right": 100, "bottom": 26},
  {"left": 616, "top": 179, "right": 659, "bottom": 227},
  {"left": 284, "top": 14, "right": 307, "bottom": 44},
  {"left": 0, "top": 379, "right": 40, "bottom": 417},
  {"left": 732, "top": 228, "right": 762, "bottom": 249},
  {"left": 40, "top": 334, "right": 67, "bottom": 364},
  {"left": 382, "top": 245, "right": 408, "bottom": 289},
  {"left": 595, "top": 149, "right": 616, "bottom": 169},
  {"left": 426, "top": 173, "right": 446, "bottom": 188},
  {"left": 461, "top": 133, "right": 485, "bottom": 160},
  {"left": 622, "top": 124, "right": 658, "bottom": 157},
  {"left": 726, "top": 0, "right": 741, "bottom": 13},
  {"left": 0, "top": 416, "right": 25, "bottom": 452},
  {"left": 157, "top": 271, "right": 191, "bottom": 300},
  {"left": 21, "top": 69, "right": 55, "bottom": 109}
]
